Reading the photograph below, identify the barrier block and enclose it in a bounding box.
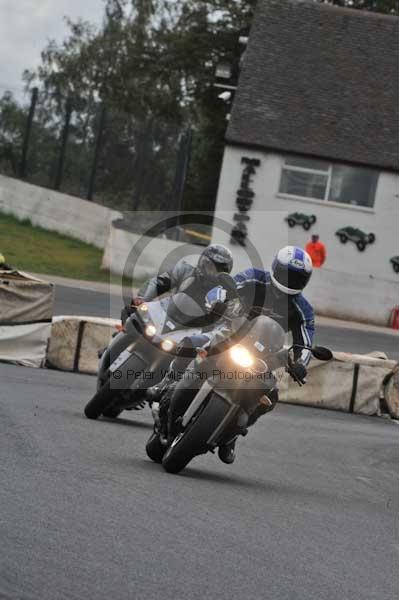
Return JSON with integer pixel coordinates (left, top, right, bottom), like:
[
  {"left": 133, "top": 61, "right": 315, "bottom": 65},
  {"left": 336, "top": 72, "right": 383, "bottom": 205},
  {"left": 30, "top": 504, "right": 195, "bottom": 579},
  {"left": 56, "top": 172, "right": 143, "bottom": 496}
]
[
  {"left": 279, "top": 351, "right": 396, "bottom": 416},
  {"left": 46, "top": 316, "right": 119, "bottom": 375},
  {"left": 383, "top": 367, "right": 399, "bottom": 419}
]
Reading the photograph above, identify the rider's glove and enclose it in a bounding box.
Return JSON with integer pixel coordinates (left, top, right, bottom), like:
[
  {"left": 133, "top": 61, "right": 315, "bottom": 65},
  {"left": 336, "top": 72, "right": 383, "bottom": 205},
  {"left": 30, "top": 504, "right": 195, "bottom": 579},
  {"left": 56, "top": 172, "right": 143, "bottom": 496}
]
[
  {"left": 121, "top": 297, "right": 145, "bottom": 325},
  {"left": 121, "top": 304, "right": 135, "bottom": 325},
  {"left": 290, "top": 361, "right": 307, "bottom": 383},
  {"left": 132, "top": 297, "right": 145, "bottom": 306},
  {"left": 205, "top": 287, "right": 227, "bottom": 311}
]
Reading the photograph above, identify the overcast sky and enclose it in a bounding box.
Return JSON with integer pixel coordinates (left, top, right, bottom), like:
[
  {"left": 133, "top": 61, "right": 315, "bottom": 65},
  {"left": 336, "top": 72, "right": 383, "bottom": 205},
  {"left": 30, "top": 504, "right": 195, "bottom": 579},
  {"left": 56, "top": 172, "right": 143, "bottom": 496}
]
[{"left": 0, "top": 0, "right": 105, "bottom": 100}]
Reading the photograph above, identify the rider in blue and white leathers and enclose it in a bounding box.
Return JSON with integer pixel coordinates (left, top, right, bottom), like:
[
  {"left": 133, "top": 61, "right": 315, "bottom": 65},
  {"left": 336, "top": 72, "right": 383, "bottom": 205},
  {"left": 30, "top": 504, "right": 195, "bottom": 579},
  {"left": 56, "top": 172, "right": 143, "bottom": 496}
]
[
  {"left": 163, "top": 246, "right": 315, "bottom": 464},
  {"left": 213, "top": 269, "right": 314, "bottom": 366}
]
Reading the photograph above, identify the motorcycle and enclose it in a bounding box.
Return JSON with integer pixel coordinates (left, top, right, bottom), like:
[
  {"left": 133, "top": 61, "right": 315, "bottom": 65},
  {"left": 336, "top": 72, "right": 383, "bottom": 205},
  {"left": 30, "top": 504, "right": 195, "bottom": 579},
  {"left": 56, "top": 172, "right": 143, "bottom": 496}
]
[
  {"left": 145, "top": 311, "right": 333, "bottom": 474},
  {"left": 83, "top": 276, "right": 229, "bottom": 420}
]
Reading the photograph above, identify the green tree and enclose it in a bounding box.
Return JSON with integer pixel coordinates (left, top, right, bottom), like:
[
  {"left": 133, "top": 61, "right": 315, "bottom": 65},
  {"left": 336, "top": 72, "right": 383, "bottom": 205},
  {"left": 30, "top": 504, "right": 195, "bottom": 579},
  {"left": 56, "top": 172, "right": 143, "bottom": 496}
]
[
  {"left": 160, "top": 1, "right": 256, "bottom": 212},
  {"left": 1, "top": 1, "right": 256, "bottom": 211},
  {"left": 4, "top": 0, "right": 395, "bottom": 213},
  {"left": 19, "top": 1, "right": 185, "bottom": 207},
  {"left": 317, "top": 0, "right": 398, "bottom": 13},
  {"left": 0, "top": 90, "right": 61, "bottom": 184},
  {"left": 0, "top": 92, "right": 25, "bottom": 175}
]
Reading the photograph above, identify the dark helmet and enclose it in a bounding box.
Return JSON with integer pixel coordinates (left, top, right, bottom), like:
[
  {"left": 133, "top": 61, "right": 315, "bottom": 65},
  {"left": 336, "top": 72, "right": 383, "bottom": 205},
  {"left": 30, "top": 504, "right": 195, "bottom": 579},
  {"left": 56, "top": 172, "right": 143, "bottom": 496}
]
[
  {"left": 197, "top": 244, "right": 233, "bottom": 279},
  {"left": 271, "top": 246, "right": 312, "bottom": 295}
]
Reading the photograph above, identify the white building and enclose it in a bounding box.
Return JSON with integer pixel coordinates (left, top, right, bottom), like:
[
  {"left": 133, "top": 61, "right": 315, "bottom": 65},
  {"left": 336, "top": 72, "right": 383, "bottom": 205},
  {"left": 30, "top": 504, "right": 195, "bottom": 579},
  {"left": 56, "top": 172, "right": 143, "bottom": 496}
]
[{"left": 212, "top": 0, "right": 399, "bottom": 325}]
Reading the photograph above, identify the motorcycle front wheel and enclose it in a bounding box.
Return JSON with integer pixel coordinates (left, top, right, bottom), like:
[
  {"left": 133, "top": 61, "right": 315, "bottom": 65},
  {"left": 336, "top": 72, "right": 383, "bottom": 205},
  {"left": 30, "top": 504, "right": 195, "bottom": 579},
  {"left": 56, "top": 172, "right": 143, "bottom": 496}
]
[
  {"left": 85, "top": 351, "right": 149, "bottom": 420},
  {"left": 84, "top": 380, "right": 115, "bottom": 420},
  {"left": 162, "top": 393, "right": 234, "bottom": 474},
  {"left": 102, "top": 405, "right": 123, "bottom": 419}
]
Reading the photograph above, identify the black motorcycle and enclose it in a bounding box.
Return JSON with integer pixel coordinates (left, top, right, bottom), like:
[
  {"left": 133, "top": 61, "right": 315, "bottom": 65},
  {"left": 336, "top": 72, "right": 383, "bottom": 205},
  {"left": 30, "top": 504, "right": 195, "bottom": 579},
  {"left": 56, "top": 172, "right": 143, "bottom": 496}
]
[{"left": 146, "top": 312, "right": 332, "bottom": 474}]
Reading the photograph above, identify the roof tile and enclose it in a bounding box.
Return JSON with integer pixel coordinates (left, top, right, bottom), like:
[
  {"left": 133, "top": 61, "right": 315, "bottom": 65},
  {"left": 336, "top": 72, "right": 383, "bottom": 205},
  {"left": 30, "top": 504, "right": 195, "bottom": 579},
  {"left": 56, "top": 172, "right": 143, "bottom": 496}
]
[{"left": 227, "top": 0, "right": 399, "bottom": 170}]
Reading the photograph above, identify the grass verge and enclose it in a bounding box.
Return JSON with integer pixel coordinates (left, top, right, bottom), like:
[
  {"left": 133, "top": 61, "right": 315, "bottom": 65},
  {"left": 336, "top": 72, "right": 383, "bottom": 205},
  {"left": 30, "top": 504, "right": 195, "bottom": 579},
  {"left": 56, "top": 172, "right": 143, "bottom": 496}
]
[{"left": 0, "top": 212, "right": 133, "bottom": 285}]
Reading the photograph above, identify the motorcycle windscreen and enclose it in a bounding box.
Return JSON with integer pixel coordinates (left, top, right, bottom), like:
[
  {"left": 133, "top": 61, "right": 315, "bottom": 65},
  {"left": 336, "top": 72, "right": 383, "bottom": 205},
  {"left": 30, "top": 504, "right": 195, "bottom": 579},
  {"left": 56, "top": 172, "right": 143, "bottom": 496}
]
[
  {"left": 166, "top": 292, "right": 207, "bottom": 327},
  {"left": 238, "top": 315, "right": 286, "bottom": 360}
]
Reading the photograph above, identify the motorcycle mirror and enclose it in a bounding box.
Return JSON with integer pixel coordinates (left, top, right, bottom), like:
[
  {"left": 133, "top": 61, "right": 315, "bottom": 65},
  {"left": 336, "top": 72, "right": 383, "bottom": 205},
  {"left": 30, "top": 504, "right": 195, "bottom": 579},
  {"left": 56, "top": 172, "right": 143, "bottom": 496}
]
[
  {"left": 216, "top": 272, "right": 237, "bottom": 294},
  {"left": 311, "top": 346, "right": 333, "bottom": 361}
]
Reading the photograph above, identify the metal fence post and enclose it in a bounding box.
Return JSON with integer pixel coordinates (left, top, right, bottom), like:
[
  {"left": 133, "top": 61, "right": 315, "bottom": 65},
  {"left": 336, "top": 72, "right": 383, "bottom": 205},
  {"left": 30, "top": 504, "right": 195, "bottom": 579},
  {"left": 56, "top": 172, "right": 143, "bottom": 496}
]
[
  {"left": 19, "top": 87, "right": 38, "bottom": 178},
  {"left": 54, "top": 97, "right": 73, "bottom": 191},
  {"left": 173, "top": 128, "right": 193, "bottom": 213},
  {"left": 131, "top": 119, "right": 153, "bottom": 212},
  {"left": 87, "top": 104, "right": 106, "bottom": 201}
]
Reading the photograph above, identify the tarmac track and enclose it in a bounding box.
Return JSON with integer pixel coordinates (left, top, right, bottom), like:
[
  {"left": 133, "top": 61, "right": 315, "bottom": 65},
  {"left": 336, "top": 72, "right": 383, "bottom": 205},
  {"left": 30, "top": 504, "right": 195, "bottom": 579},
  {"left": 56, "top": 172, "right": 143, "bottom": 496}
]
[
  {"left": 1, "top": 363, "right": 398, "bottom": 600},
  {"left": 54, "top": 284, "right": 399, "bottom": 359}
]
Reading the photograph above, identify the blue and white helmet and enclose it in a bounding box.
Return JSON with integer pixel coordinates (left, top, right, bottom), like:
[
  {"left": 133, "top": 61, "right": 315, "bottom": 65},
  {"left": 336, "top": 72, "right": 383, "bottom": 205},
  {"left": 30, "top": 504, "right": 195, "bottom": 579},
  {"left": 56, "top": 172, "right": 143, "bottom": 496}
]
[{"left": 271, "top": 246, "right": 313, "bottom": 295}]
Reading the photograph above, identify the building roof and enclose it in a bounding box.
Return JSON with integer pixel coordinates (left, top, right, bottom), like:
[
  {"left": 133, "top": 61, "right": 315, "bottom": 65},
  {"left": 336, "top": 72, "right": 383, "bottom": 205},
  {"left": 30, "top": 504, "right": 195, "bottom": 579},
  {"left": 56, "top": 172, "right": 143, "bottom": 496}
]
[{"left": 226, "top": 0, "right": 399, "bottom": 171}]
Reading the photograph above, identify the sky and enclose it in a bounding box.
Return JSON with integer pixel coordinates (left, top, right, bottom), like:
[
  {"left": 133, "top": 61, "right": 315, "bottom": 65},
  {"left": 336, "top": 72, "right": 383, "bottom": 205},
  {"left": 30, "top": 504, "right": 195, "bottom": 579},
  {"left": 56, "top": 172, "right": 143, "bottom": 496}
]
[{"left": 0, "top": 0, "right": 105, "bottom": 101}]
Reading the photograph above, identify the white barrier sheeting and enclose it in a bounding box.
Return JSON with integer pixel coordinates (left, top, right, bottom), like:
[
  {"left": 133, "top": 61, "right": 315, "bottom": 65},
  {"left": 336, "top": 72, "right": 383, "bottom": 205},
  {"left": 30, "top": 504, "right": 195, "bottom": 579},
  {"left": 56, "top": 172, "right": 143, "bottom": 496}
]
[
  {"left": 279, "top": 351, "right": 395, "bottom": 415},
  {"left": 0, "top": 270, "right": 54, "bottom": 367},
  {"left": 0, "top": 322, "right": 52, "bottom": 368},
  {"left": 383, "top": 368, "right": 399, "bottom": 419}
]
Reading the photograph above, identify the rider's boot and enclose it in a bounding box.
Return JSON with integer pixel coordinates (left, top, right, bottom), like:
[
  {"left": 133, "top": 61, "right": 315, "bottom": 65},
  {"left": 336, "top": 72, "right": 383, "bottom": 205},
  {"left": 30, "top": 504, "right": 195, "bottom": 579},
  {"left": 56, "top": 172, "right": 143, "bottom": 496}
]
[
  {"left": 146, "top": 356, "right": 187, "bottom": 404},
  {"left": 247, "top": 392, "right": 277, "bottom": 426},
  {"left": 146, "top": 365, "right": 175, "bottom": 404},
  {"left": 218, "top": 437, "right": 237, "bottom": 464},
  {"left": 146, "top": 348, "right": 195, "bottom": 404},
  {"left": 218, "top": 393, "right": 277, "bottom": 464}
]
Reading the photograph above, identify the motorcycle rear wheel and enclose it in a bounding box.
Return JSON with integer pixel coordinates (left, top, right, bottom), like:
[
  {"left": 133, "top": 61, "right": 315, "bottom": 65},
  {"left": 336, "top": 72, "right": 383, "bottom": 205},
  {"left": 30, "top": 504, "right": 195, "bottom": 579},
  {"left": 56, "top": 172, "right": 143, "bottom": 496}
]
[{"left": 162, "top": 393, "right": 233, "bottom": 474}]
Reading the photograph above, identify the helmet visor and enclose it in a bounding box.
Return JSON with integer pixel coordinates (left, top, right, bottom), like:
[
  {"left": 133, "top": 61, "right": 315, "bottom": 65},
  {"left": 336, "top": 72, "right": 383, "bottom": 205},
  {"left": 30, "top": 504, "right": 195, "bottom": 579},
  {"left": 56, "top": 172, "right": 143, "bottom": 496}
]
[
  {"left": 273, "top": 263, "right": 311, "bottom": 292},
  {"left": 214, "top": 261, "right": 231, "bottom": 274}
]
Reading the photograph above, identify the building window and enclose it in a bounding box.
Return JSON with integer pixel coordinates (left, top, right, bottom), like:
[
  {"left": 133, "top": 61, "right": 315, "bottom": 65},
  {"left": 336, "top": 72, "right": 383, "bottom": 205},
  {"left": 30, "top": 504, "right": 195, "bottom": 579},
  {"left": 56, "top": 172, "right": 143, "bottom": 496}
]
[{"left": 279, "top": 156, "right": 379, "bottom": 208}]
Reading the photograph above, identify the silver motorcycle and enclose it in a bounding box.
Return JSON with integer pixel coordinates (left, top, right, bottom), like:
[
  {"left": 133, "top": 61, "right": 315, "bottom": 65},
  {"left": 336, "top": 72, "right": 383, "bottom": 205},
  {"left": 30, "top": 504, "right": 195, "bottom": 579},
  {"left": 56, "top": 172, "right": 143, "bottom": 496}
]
[{"left": 84, "top": 284, "right": 226, "bottom": 420}]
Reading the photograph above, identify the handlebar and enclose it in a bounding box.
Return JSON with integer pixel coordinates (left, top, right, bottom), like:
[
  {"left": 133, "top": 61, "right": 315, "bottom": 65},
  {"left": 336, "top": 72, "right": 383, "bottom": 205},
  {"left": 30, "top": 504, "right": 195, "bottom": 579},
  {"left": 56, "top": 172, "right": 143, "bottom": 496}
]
[{"left": 278, "top": 343, "right": 333, "bottom": 385}]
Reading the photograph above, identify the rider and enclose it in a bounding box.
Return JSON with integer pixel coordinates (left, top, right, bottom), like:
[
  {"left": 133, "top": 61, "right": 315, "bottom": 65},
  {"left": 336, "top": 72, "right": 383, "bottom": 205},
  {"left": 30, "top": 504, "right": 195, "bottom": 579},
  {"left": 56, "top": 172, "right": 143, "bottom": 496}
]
[
  {"left": 0, "top": 253, "right": 13, "bottom": 270},
  {"left": 121, "top": 244, "right": 234, "bottom": 400},
  {"left": 166, "top": 246, "right": 315, "bottom": 465},
  {"left": 121, "top": 243, "right": 234, "bottom": 324}
]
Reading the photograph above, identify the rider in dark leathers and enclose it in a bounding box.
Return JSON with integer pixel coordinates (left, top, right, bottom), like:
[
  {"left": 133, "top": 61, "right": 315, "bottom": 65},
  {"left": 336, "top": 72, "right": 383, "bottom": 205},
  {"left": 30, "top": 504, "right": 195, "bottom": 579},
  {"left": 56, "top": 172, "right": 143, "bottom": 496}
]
[
  {"left": 121, "top": 244, "right": 234, "bottom": 324},
  {"left": 164, "top": 246, "right": 315, "bottom": 465},
  {"left": 121, "top": 243, "right": 234, "bottom": 398}
]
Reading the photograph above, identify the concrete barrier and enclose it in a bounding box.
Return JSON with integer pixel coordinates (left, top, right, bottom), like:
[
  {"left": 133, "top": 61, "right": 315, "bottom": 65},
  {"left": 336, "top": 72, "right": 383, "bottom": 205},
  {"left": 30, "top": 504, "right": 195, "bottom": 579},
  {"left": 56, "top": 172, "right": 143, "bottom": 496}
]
[
  {"left": 45, "top": 316, "right": 398, "bottom": 419},
  {"left": 102, "top": 224, "right": 203, "bottom": 279},
  {"left": 304, "top": 268, "right": 399, "bottom": 327},
  {"left": 0, "top": 174, "right": 121, "bottom": 249},
  {"left": 46, "top": 316, "right": 119, "bottom": 375}
]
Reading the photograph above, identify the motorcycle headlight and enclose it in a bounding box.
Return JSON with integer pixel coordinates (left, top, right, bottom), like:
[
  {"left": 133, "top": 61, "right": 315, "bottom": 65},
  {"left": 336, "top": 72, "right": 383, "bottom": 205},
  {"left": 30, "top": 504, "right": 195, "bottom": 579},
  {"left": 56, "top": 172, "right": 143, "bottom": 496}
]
[
  {"left": 230, "top": 345, "right": 254, "bottom": 369},
  {"left": 145, "top": 324, "right": 157, "bottom": 337},
  {"left": 138, "top": 304, "right": 150, "bottom": 323},
  {"left": 161, "top": 339, "right": 174, "bottom": 352}
]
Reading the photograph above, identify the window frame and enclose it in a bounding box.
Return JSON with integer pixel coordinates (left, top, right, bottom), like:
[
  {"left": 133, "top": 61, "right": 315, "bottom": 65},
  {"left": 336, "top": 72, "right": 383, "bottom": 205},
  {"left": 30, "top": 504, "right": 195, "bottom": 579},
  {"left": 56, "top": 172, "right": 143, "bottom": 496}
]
[{"left": 278, "top": 158, "right": 378, "bottom": 211}]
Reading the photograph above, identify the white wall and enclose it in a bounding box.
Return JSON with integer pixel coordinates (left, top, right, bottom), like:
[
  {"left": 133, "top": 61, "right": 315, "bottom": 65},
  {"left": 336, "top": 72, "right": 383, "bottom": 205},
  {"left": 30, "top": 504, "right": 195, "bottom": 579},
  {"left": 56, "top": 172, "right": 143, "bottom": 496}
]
[
  {"left": 212, "top": 147, "right": 399, "bottom": 325},
  {"left": 0, "top": 174, "right": 121, "bottom": 249},
  {"left": 102, "top": 225, "right": 203, "bottom": 279}
]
